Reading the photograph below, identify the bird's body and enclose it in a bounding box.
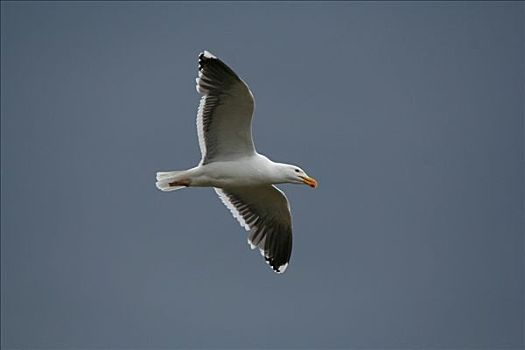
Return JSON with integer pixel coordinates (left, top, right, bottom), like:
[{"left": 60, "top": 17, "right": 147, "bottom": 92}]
[
  {"left": 156, "top": 51, "right": 317, "bottom": 273},
  {"left": 158, "top": 155, "right": 302, "bottom": 188}
]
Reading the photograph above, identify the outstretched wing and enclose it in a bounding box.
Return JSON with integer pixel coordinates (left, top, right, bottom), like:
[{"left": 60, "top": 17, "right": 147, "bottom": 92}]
[
  {"left": 214, "top": 185, "right": 293, "bottom": 273},
  {"left": 196, "top": 51, "right": 256, "bottom": 165}
]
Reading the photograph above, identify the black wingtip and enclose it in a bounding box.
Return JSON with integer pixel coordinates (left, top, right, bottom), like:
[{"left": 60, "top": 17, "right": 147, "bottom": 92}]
[
  {"left": 265, "top": 256, "right": 288, "bottom": 274},
  {"left": 196, "top": 50, "right": 241, "bottom": 81},
  {"left": 198, "top": 50, "right": 216, "bottom": 71}
]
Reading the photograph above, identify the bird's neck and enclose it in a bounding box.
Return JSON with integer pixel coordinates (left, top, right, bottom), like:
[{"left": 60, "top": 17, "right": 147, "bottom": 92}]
[{"left": 268, "top": 162, "right": 291, "bottom": 184}]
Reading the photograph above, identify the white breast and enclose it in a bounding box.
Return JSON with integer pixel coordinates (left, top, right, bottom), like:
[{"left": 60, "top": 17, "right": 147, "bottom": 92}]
[{"left": 191, "top": 155, "right": 277, "bottom": 187}]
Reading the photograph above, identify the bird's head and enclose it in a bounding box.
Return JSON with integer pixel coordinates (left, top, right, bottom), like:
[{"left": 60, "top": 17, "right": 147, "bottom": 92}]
[{"left": 281, "top": 164, "right": 318, "bottom": 188}]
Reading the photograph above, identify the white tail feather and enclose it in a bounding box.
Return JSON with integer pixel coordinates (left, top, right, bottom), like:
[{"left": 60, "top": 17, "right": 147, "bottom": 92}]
[
  {"left": 155, "top": 170, "right": 187, "bottom": 192},
  {"left": 156, "top": 171, "right": 181, "bottom": 181}
]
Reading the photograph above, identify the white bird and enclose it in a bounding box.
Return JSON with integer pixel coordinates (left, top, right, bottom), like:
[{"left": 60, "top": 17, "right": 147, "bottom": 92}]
[{"left": 156, "top": 51, "right": 317, "bottom": 273}]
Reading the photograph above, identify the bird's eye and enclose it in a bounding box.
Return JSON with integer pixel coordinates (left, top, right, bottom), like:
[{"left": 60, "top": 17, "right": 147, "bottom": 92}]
[{"left": 294, "top": 169, "right": 300, "bottom": 173}]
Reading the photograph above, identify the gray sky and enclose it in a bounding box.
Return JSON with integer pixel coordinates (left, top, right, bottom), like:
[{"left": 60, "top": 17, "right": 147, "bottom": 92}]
[{"left": 1, "top": 2, "right": 524, "bottom": 349}]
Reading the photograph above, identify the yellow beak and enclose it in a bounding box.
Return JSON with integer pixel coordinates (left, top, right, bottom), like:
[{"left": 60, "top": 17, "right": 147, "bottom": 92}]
[{"left": 300, "top": 175, "right": 318, "bottom": 188}]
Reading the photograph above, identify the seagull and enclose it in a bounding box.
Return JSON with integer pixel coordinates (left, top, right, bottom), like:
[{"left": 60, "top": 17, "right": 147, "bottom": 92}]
[{"left": 156, "top": 51, "right": 317, "bottom": 273}]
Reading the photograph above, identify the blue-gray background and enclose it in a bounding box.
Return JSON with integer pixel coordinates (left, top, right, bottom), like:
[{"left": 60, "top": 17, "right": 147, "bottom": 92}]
[{"left": 1, "top": 2, "right": 524, "bottom": 349}]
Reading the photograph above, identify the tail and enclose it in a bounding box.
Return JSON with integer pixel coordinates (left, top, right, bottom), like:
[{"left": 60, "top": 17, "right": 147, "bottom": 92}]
[{"left": 155, "top": 171, "right": 190, "bottom": 192}]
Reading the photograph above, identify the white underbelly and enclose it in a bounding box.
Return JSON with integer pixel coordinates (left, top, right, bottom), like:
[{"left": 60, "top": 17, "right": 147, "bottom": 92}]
[{"left": 190, "top": 159, "right": 271, "bottom": 188}]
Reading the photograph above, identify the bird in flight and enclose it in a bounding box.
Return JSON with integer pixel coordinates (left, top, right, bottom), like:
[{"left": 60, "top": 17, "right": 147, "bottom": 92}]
[{"left": 156, "top": 51, "right": 317, "bottom": 273}]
